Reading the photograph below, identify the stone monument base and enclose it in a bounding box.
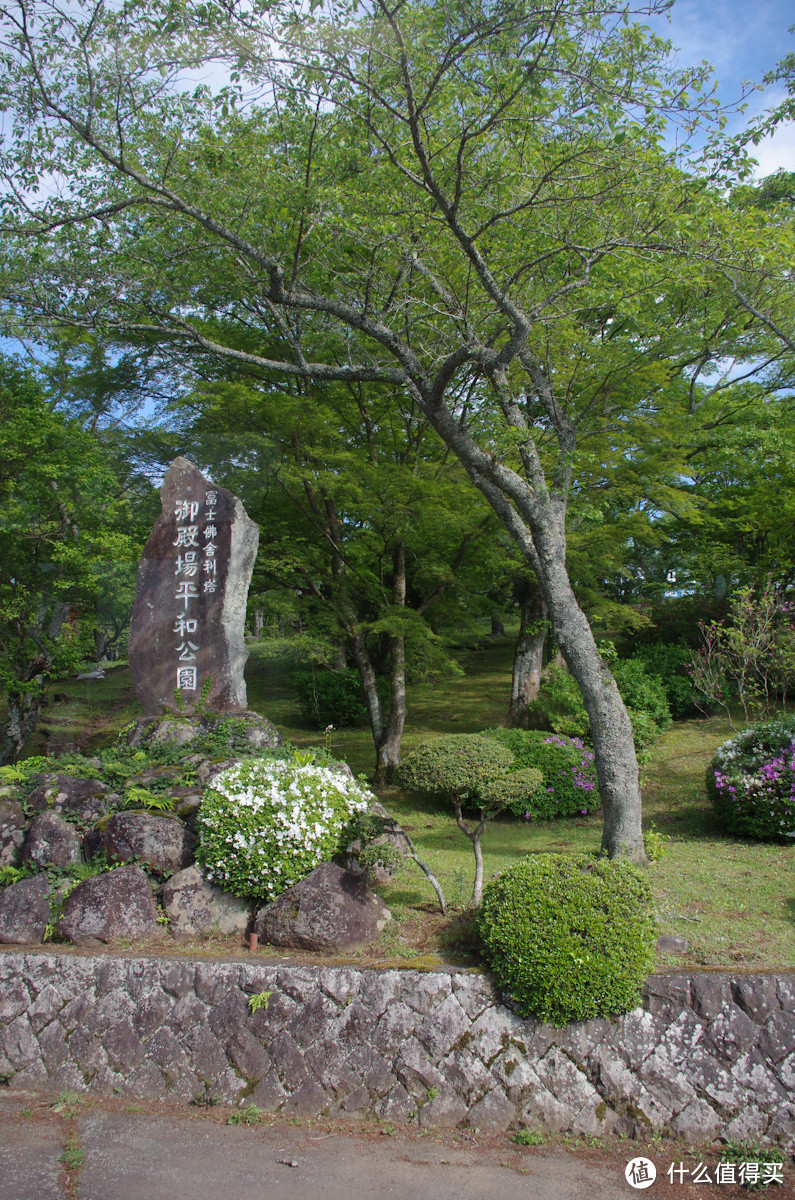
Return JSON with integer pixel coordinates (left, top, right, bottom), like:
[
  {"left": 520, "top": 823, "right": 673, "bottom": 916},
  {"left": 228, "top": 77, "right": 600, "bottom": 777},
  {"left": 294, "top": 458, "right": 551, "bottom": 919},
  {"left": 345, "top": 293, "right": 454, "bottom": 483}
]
[{"left": 123, "top": 712, "right": 282, "bottom": 753}]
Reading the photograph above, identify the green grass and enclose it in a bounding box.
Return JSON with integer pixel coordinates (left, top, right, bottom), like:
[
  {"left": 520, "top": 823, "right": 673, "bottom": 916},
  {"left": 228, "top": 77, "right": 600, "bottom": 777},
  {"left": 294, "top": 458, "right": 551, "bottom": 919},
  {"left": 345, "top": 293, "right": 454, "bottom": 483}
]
[
  {"left": 244, "top": 638, "right": 794, "bottom": 969},
  {"left": 22, "top": 631, "right": 795, "bottom": 970},
  {"left": 59, "top": 1136, "right": 85, "bottom": 1170},
  {"left": 243, "top": 636, "right": 518, "bottom": 777}
]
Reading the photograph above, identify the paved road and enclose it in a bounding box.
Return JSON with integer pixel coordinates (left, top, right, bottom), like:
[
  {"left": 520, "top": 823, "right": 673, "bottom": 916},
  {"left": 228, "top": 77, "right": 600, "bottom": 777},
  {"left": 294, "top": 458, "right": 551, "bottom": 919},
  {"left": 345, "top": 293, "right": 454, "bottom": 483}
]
[
  {"left": 2, "top": 1091, "right": 792, "bottom": 1200},
  {"left": 0, "top": 1091, "right": 630, "bottom": 1200}
]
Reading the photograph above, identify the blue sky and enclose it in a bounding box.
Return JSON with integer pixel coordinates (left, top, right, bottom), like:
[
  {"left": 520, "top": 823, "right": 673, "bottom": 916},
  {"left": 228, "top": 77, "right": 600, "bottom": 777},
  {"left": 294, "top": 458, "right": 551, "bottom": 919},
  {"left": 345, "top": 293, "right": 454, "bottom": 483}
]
[{"left": 644, "top": 0, "right": 795, "bottom": 176}]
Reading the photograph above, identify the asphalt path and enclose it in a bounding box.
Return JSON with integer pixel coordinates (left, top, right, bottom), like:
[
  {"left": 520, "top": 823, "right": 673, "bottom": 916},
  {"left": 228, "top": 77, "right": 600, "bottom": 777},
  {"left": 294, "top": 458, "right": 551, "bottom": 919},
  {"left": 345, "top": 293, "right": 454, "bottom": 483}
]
[{"left": 1, "top": 1091, "right": 792, "bottom": 1200}]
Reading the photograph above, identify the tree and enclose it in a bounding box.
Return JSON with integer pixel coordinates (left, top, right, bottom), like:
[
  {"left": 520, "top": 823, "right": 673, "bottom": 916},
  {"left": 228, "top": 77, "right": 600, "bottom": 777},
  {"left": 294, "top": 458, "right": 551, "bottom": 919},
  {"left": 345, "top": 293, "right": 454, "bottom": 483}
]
[
  {"left": 506, "top": 574, "right": 549, "bottom": 726},
  {"left": 397, "top": 733, "right": 542, "bottom": 906},
  {"left": 689, "top": 578, "right": 795, "bottom": 726},
  {"left": 168, "top": 374, "right": 500, "bottom": 777},
  {"left": 0, "top": 357, "right": 142, "bottom": 761},
  {"left": 0, "top": 0, "right": 781, "bottom": 858}
]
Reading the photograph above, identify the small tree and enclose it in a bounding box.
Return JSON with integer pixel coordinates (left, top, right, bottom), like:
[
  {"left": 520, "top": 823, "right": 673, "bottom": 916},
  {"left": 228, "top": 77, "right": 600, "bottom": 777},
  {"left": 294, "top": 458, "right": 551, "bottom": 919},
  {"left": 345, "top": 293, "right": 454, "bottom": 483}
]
[
  {"left": 690, "top": 580, "right": 795, "bottom": 727},
  {"left": 0, "top": 358, "right": 142, "bottom": 762},
  {"left": 397, "top": 735, "right": 541, "bottom": 906}
]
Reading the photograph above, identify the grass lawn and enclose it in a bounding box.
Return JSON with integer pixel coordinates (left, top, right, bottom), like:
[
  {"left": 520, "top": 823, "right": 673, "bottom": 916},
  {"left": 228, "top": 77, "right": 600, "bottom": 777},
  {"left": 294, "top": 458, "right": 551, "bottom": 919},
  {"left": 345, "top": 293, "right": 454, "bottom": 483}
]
[{"left": 24, "top": 636, "right": 795, "bottom": 972}]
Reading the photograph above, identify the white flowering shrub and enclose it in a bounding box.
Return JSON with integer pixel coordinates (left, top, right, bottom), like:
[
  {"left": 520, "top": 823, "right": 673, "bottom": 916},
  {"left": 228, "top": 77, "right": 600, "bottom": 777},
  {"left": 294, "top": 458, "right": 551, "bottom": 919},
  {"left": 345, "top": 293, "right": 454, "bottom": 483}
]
[
  {"left": 196, "top": 757, "right": 372, "bottom": 901},
  {"left": 708, "top": 719, "right": 795, "bottom": 841}
]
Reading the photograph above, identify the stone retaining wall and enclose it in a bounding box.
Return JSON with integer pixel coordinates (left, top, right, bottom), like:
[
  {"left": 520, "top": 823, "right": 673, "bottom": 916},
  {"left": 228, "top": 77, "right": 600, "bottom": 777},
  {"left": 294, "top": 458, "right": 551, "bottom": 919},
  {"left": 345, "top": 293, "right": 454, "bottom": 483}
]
[{"left": 1, "top": 951, "right": 793, "bottom": 1145}]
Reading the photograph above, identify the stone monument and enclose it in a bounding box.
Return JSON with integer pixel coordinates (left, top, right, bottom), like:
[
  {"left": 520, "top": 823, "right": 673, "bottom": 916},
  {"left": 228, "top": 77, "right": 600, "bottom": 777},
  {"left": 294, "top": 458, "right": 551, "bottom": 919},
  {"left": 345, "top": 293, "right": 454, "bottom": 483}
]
[{"left": 129, "top": 457, "right": 259, "bottom": 714}]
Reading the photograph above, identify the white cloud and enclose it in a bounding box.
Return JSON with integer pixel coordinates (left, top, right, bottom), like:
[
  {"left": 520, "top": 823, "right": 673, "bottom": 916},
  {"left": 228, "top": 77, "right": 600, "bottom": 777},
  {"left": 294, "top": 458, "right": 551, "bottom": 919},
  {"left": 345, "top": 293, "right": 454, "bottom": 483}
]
[{"left": 751, "top": 124, "right": 795, "bottom": 176}]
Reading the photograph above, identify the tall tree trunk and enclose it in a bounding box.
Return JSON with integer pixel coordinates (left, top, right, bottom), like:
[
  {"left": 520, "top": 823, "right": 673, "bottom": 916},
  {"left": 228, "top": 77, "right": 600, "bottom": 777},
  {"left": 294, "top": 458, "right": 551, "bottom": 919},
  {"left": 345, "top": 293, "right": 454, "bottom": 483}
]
[
  {"left": 421, "top": 408, "right": 646, "bottom": 862},
  {"left": 490, "top": 613, "right": 506, "bottom": 638},
  {"left": 375, "top": 540, "right": 407, "bottom": 783},
  {"left": 506, "top": 577, "right": 548, "bottom": 727},
  {"left": 538, "top": 547, "right": 644, "bottom": 862},
  {"left": 93, "top": 627, "right": 109, "bottom": 663},
  {"left": 332, "top": 640, "right": 347, "bottom": 671}
]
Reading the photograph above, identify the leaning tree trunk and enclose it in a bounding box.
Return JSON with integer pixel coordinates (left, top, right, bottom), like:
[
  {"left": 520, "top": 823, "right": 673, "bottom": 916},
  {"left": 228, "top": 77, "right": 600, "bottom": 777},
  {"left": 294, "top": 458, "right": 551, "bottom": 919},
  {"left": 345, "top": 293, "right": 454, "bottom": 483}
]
[
  {"left": 349, "top": 623, "right": 407, "bottom": 782},
  {"left": 349, "top": 626, "right": 386, "bottom": 748},
  {"left": 506, "top": 577, "right": 548, "bottom": 727},
  {"left": 435, "top": 420, "right": 646, "bottom": 862},
  {"left": 536, "top": 545, "right": 645, "bottom": 862}
]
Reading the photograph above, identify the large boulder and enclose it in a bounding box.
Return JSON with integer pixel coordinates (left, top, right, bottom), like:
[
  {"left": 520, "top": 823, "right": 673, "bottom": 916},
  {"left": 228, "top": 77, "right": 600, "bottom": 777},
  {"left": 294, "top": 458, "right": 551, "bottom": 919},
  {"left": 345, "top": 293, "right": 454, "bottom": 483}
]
[
  {"left": 0, "top": 798, "right": 26, "bottom": 866},
  {"left": 345, "top": 800, "right": 408, "bottom": 885},
  {"left": 162, "top": 865, "right": 251, "bottom": 937},
  {"left": 0, "top": 873, "right": 53, "bottom": 944},
  {"left": 22, "top": 811, "right": 82, "bottom": 870},
  {"left": 239, "top": 715, "right": 282, "bottom": 751},
  {"left": 26, "top": 773, "right": 111, "bottom": 825},
  {"left": 253, "top": 861, "right": 391, "bottom": 952},
  {"left": 56, "top": 864, "right": 163, "bottom": 944},
  {"left": 101, "top": 812, "right": 194, "bottom": 873}
]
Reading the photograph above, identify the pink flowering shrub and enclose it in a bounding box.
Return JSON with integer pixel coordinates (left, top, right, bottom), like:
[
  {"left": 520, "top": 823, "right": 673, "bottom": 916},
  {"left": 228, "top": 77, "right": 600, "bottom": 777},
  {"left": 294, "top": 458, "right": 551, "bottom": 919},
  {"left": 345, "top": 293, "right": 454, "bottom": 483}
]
[
  {"left": 708, "top": 720, "right": 795, "bottom": 841},
  {"left": 481, "top": 728, "right": 599, "bottom": 819}
]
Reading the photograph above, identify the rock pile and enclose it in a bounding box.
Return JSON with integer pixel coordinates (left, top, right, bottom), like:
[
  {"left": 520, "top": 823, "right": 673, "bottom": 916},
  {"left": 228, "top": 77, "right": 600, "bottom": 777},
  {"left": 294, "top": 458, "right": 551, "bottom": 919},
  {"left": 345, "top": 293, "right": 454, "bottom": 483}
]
[{"left": 0, "top": 715, "right": 391, "bottom": 955}]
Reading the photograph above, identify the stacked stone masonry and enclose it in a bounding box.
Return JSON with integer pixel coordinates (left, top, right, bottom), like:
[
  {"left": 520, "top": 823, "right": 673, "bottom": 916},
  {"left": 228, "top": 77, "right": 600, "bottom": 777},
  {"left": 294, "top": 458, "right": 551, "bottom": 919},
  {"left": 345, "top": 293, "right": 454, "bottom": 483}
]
[{"left": 0, "top": 952, "right": 792, "bottom": 1145}]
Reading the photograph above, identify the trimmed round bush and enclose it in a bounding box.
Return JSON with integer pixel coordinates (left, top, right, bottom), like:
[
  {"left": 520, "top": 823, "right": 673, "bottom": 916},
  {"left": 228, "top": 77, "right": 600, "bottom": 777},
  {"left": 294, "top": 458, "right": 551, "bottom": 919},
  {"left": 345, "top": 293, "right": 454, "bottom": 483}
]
[
  {"left": 396, "top": 734, "right": 515, "bottom": 802},
  {"left": 708, "top": 719, "right": 795, "bottom": 841},
  {"left": 482, "top": 728, "right": 599, "bottom": 818},
  {"left": 479, "top": 767, "right": 544, "bottom": 812},
  {"left": 196, "top": 757, "right": 372, "bottom": 901},
  {"left": 477, "top": 853, "right": 657, "bottom": 1024}
]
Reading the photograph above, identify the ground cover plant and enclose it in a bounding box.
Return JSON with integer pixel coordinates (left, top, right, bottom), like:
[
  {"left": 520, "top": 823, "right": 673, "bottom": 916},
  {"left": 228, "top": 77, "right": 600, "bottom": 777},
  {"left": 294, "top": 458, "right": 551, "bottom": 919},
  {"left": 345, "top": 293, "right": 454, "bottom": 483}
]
[{"left": 11, "top": 631, "right": 795, "bottom": 971}]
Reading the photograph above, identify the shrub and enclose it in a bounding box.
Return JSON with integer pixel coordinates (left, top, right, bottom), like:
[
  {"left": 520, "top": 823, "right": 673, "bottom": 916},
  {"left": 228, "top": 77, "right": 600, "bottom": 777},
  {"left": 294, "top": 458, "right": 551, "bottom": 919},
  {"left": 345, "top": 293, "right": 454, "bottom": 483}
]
[
  {"left": 524, "top": 663, "right": 589, "bottom": 738},
  {"left": 396, "top": 734, "right": 514, "bottom": 802},
  {"left": 196, "top": 756, "right": 372, "bottom": 901},
  {"left": 481, "top": 728, "right": 599, "bottom": 818},
  {"left": 612, "top": 658, "right": 671, "bottom": 730},
  {"left": 294, "top": 668, "right": 384, "bottom": 728},
  {"left": 708, "top": 719, "right": 795, "bottom": 841},
  {"left": 524, "top": 659, "right": 670, "bottom": 756},
  {"left": 396, "top": 734, "right": 516, "bottom": 906},
  {"left": 624, "top": 709, "right": 662, "bottom": 767},
  {"left": 630, "top": 641, "right": 697, "bottom": 719},
  {"left": 476, "top": 853, "right": 657, "bottom": 1024},
  {"left": 691, "top": 581, "right": 795, "bottom": 726}
]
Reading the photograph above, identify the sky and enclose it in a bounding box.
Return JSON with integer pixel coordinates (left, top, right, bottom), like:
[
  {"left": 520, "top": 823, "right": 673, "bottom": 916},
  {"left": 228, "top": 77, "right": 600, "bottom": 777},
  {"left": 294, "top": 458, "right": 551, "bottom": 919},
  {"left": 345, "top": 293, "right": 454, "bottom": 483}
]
[{"left": 644, "top": 0, "right": 795, "bottom": 176}]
